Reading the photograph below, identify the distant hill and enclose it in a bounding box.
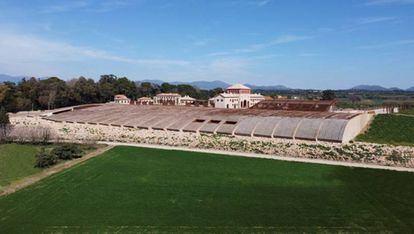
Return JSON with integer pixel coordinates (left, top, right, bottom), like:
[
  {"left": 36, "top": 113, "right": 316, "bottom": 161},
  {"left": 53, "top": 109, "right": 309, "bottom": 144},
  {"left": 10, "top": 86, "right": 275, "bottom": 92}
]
[
  {"left": 0, "top": 74, "right": 24, "bottom": 83},
  {"left": 139, "top": 79, "right": 165, "bottom": 85},
  {"left": 389, "top": 87, "right": 404, "bottom": 91},
  {"left": 350, "top": 85, "right": 390, "bottom": 91},
  {"left": 183, "top": 80, "right": 230, "bottom": 90},
  {"left": 350, "top": 85, "right": 414, "bottom": 92},
  {"left": 138, "top": 80, "right": 230, "bottom": 90},
  {"left": 245, "top": 84, "right": 291, "bottom": 91},
  {"left": 137, "top": 79, "right": 293, "bottom": 90}
]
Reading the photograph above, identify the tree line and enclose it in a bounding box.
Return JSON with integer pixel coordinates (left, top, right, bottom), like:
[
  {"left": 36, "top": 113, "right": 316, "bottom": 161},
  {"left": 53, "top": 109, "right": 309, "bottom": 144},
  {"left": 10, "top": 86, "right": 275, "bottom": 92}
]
[{"left": 0, "top": 74, "right": 224, "bottom": 112}]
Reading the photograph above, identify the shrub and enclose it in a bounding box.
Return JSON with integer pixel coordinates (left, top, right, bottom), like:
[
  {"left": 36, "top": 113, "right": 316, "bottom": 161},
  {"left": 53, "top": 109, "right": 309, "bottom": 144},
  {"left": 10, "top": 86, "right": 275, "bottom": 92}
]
[
  {"left": 386, "top": 150, "right": 409, "bottom": 164},
  {"left": 51, "top": 144, "right": 83, "bottom": 160},
  {"left": 11, "top": 126, "right": 53, "bottom": 144},
  {"left": 35, "top": 148, "right": 58, "bottom": 168}
]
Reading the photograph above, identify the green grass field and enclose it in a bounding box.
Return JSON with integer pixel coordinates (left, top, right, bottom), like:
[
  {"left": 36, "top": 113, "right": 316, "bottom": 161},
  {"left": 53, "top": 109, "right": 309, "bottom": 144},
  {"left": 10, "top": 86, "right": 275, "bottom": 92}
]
[
  {"left": 400, "top": 108, "right": 414, "bottom": 116},
  {"left": 0, "top": 146, "right": 413, "bottom": 232},
  {"left": 0, "top": 144, "right": 41, "bottom": 189},
  {"left": 0, "top": 143, "right": 100, "bottom": 191},
  {"left": 356, "top": 114, "right": 414, "bottom": 146}
]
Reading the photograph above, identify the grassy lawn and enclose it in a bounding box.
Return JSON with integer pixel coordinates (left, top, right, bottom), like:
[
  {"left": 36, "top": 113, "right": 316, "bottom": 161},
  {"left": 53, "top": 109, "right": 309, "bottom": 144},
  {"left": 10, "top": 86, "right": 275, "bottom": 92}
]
[
  {"left": 356, "top": 114, "right": 414, "bottom": 146},
  {"left": 0, "top": 143, "right": 101, "bottom": 191},
  {"left": 400, "top": 108, "right": 414, "bottom": 116},
  {"left": 0, "top": 144, "right": 42, "bottom": 189},
  {"left": 0, "top": 146, "right": 413, "bottom": 233}
]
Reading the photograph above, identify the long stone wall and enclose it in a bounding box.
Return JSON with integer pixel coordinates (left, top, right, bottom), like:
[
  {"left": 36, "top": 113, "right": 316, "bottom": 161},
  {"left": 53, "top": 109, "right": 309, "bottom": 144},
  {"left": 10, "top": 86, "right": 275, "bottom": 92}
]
[{"left": 9, "top": 115, "right": 414, "bottom": 168}]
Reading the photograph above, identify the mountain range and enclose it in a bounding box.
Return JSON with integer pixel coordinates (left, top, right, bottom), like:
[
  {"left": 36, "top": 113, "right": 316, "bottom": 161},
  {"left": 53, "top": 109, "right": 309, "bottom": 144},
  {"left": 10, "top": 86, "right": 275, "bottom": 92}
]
[
  {"left": 349, "top": 85, "right": 414, "bottom": 92},
  {"left": 1, "top": 74, "right": 413, "bottom": 91},
  {"left": 139, "top": 79, "right": 291, "bottom": 90},
  {"left": 0, "top": 74, "right": 24, "bottom": 83},
  {"left": 140, "top": 79, "right": 230, "bottom": 90}
]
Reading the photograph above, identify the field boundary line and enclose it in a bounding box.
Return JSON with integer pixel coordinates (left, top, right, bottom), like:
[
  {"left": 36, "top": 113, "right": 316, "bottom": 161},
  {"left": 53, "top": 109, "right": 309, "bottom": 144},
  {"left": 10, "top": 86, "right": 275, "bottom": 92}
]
[
  {"left": 99, "top": 141, "right": 414, "bottom": 173},
  {"left": 0, "top": 145, "right": 114, "bottom": 197}
]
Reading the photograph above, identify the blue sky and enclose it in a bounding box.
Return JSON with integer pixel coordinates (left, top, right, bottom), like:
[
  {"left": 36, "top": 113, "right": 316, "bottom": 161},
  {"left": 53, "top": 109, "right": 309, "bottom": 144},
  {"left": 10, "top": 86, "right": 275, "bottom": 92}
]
[{"left": 0, "top": 0, "right": 413, "bottom": 89}]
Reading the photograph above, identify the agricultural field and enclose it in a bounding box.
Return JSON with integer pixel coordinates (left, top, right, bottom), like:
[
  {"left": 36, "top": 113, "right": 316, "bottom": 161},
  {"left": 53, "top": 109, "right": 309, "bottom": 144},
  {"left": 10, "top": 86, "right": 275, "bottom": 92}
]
[
  {"left": 356, "top": 114, "right": 414, "bottom": 146},
  {"left": 0, "top": 144, "right": 42, "bottom": 190},
  {"left": 1, "top": 146, "right": 413, "bottom": 233}
]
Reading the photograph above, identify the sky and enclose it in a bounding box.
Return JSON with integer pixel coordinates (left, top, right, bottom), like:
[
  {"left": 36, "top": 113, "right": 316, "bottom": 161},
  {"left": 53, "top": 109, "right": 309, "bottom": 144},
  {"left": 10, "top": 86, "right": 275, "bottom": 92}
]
[{"left": 0, "top": 0, "right": 413, "bottom": 89}]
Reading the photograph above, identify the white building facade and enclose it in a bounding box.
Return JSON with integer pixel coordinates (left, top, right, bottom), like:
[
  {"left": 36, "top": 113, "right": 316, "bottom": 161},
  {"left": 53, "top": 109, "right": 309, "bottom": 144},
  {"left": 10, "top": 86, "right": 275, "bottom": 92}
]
[
  {"left": 153, "top": 93, "right": 181, "bottom": 105},
  {"left": 212, "top": 84, "right": 265, "bottom": 109},
  {"left": 114, "top": 94, "right": 131, "bottom": 104},
  {"left": 153, "top": 93, "right": 196, "bottom": 106}
]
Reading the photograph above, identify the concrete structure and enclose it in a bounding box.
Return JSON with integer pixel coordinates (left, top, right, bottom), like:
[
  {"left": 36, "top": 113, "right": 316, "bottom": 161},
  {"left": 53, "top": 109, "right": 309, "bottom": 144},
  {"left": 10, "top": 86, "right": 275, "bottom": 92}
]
[
  {"left": 252, "top": 99, "right": 336, "bottom": 112},
  {"left": 44, "top": 104, "right": 373, "bottom": 143},
  {"left": 114, "top": 95, "right": 131, "bottom": 105},
  {"left": 136, "top": 97, "right": 154, "bottom": 105},
  {"left": 212, "top": 84, "right": 265, "bottom": 109}
]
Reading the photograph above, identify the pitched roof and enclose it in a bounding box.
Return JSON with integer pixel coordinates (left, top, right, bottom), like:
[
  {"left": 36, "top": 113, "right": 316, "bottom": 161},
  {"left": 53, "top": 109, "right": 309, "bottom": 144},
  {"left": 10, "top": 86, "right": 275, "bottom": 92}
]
[
  {"left": 156, "top": 93, "right": 181, "bottom": 97},
  {"left": 217, "top": 93, "right": 239, "bottom": 98},
  {"left": 181, "top": 95, "right": 196, "bottom": 101},
  {"left": 114, "top": 94, "right": 129, "bottom": 100},
  {"left": 137, "top": 97, "right": 153, "bottom": 101},
  {"left": 226, "top": 84, "right": 250, "bottom": 90}
]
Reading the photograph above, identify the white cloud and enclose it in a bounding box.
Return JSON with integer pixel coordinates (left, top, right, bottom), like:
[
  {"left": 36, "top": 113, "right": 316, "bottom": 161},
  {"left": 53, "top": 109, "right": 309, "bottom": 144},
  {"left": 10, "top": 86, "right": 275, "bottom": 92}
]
[
  {"left": 256, "top": 0, "right": 271, "bottom": 7},
  {"left": 40, "top": 1, "right": 90, "bottom": 13},
  {"left": 298, "top": 53, "right": 319, "bottom": 57},
  {"left": 364, "top": 0, "right": 414, "bottom": 6},
  {"left": 193, "top": 39, "right": 213, "bottom": 47},
  {"left": 208, "top": 35, "right": 310, "bottom": 57},
  {"left": 340, "top": 16, "right": 399, "bottom": 33},
  {"left": 0, "top": 29, "right": 189, "bottom": 76},
  {"left": 39, "top": 0, "right": 138, "bottom": 14},
  {"left": 356, "top": 16, "right": 397, "bottom": 25},
  {"left": 358, "top": 39, "right": 414, "bottom": 49}
]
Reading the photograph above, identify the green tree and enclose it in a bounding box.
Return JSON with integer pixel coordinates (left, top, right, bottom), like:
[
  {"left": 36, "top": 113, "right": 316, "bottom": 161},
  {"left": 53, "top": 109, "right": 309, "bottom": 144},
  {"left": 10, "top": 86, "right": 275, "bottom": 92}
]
[
  {"left": 35, "top": 148, "right": 58, "bottom": 168},
  {"left": 36, "top": 77, "right": 70, "bottom": 110},
  {"left": 0, "top": 107, "right": 11, "bottom": 142},
  {"left": 17, "top": 77, "right": 39, "bottom": 110},
  {"left": 137, "top": 82, "right": 159, "bottom": 97},
  {"left": 71, "top": 77, "right": 99, "bottom": 104},
  {"left": 321, "top": 90, "right": 336, "bottom": 100},
  {"left": 0, "top": 82, "right": 18, "bottom": 112},
  {"left": 98, "top": 74, "right": 118, "bottom": 102},
  {"left": 116, "top": 77, "right": 137, "bottom": 99},
  {"left": 177, "top": 84, "right": 198, "bottom": 97},
  {"left": 161, "top": 83, "right": 177, "bottom": 93},
  {"left": 51, "top": 144, "right": 83, "bottom": 160}
]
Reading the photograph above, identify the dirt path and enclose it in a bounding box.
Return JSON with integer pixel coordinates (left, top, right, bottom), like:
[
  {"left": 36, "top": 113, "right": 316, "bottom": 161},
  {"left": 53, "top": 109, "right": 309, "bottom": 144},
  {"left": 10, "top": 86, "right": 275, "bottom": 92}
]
[
  {"left": 0, "top": 145, "right": 114, "bottom": 197},
  {"left": 100, "top": 141, "right": 414, "bottom": 173},
  {"left": 394, "top": 113, "right": 414, "bottom": 118}
]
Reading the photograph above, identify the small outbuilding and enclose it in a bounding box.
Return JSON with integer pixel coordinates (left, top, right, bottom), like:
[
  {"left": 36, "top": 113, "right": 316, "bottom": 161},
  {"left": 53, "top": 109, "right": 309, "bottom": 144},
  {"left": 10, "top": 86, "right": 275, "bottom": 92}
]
[{"left": 114, "top": 94, "right": 131, "bottom": 105}]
